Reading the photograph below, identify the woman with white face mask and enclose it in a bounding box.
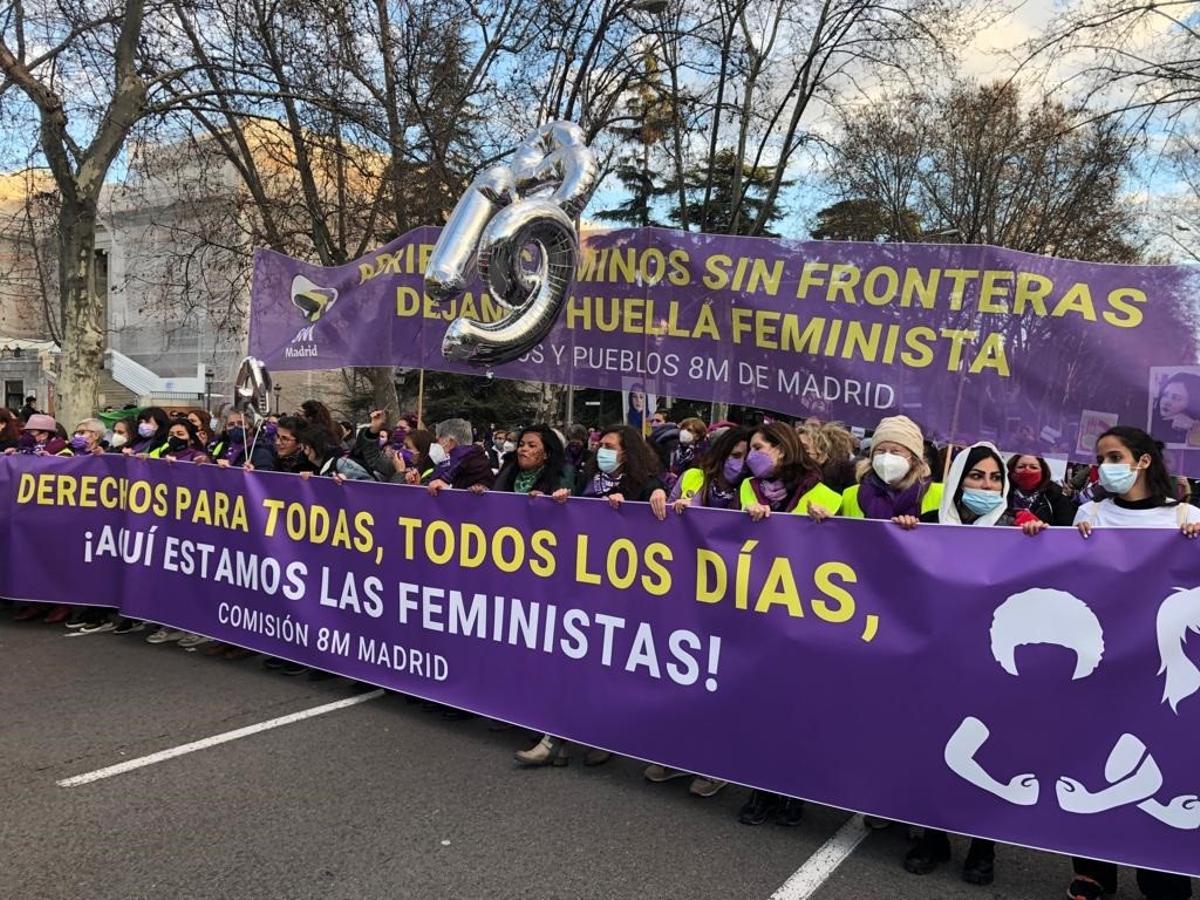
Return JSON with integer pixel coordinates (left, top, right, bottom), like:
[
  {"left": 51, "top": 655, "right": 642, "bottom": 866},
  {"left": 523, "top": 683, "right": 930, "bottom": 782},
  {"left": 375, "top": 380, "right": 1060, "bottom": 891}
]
[
  {"left": 1075, "top": 426, "right": 1200, "bottom": 534},
  {"left": 1067, "top": 426, "right": 1196, "bottom": 900},
  {"left": 840, "top": 416, "right": 942, "bottom": 523}
]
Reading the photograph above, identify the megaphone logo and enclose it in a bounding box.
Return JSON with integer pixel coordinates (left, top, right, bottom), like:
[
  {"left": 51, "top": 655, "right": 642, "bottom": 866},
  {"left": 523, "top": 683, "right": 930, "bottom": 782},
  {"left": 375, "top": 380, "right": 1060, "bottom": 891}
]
[{"left": 291, "top": 275, "right": 339, "bottom": 323}]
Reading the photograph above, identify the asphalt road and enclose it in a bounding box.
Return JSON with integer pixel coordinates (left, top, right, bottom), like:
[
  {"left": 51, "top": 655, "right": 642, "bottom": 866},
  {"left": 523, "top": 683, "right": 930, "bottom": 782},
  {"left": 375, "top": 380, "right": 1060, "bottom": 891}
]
[{"left": 0, "top": 617, "right": 1144, "bottom": 900}]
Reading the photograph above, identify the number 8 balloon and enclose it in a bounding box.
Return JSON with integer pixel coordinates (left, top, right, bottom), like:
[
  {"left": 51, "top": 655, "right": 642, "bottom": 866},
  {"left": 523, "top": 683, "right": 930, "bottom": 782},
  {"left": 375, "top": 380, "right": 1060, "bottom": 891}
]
[{"left": 425, "top": 121, "right": 598, "bottom": 366}]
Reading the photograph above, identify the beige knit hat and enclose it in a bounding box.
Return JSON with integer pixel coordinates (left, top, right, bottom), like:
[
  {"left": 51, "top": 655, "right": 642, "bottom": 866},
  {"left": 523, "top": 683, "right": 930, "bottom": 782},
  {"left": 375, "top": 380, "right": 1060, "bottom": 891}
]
[{"left": 871, "top": 415, "right": 924, "bottom": 459}]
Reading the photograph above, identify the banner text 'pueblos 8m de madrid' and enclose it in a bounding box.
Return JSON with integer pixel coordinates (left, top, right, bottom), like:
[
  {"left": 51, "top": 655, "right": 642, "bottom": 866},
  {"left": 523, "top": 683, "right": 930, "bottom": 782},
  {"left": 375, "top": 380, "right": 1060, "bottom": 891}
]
[{"left": 250, "top": 227, "right": 1200, "bottom": 473}]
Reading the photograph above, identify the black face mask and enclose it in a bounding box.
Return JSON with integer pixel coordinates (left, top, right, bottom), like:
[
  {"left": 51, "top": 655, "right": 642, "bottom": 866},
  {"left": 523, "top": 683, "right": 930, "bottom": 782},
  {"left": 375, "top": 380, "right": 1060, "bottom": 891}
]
[{"left": 167, "top": 436, "right": 188, "bottom": 452}]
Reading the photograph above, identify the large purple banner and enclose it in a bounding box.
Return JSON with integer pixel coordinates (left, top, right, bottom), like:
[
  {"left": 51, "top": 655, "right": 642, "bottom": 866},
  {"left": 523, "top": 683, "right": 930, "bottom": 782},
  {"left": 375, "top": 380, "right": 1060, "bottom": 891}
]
[
  {"left": 250, "top": 227, "right": 1200, "bottom": 472},
  {"left": 5, "top": 454, "right": 1200, "bottom": 876}
]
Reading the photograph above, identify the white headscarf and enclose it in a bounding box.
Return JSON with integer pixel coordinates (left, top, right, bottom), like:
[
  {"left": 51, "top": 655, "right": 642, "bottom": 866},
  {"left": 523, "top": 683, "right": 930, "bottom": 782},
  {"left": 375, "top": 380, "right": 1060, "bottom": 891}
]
[{"left": 939, "top": 441, "right": 1009, "bottom": 526}]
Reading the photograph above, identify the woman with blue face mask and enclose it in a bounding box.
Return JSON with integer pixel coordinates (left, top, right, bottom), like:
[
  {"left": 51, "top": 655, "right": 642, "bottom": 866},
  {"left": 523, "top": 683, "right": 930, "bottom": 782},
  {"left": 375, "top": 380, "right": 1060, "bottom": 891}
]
[
  {"left": 1066, "top": 427, "right": 1196, "bottom": 900},
  {"left": 1075, "top": 426, "right": 1200, "bottom": 535},
  {"left": 923, "top": 443, "right": 1011, "bottom": 527},
  {"left": 515, "top": 425, "right": 668, "bottom": 770},
  {"left": 572, "top": 425, "right": 668, "bottom": 517},
  {"left": 900, "top": 440, "right": 1048, "bottom": 886}
]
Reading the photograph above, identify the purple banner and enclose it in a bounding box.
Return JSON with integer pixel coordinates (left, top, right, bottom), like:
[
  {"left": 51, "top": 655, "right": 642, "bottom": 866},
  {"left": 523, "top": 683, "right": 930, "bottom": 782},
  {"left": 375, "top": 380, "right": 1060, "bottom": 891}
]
[
  {"left": 250, "top": 227, "right": 1200, "bottom": 473},
  {"left": 5, "top": 453, "right": 1200, "bottom": 876}
]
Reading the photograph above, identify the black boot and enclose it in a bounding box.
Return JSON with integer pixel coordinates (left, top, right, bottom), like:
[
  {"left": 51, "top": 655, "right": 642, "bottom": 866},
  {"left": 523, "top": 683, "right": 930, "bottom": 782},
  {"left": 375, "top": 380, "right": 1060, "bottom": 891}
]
[
  {"left": 904, "top": 829, "right": 952, "bottom": 875},
  {"left": 738, "top": 790, "right": 779, "bottom": 826},
  {"left": 776, "top": 797, "right": 805, "bottom": 826},
  {"left": 962, "top": 838, "right": 995, "bottom": 885}
]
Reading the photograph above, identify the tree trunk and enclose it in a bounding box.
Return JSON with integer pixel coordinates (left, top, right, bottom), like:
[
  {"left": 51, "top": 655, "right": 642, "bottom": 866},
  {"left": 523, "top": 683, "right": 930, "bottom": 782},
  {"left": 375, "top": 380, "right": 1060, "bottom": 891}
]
[
  {"left": 54, "top": 199, "right": 106, "bottom": 426},
  {"left": 366, "top": 365, "right": 398, "bottom": 419}
]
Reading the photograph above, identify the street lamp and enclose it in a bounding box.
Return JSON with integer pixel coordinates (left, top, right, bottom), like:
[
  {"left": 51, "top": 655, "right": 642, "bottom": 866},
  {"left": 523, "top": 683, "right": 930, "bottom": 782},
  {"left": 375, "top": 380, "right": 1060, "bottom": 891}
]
[
  {"left": 204, "top": 366, "right": 214, "bottom": 413},
  {"left": 274, "top": 383, "right": 282, "bottom": 414}
]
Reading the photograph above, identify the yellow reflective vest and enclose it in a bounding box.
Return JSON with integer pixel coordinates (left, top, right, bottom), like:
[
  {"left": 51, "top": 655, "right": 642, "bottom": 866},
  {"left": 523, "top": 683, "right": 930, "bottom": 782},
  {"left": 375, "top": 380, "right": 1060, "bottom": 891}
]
[
  {"left": 838, "top": 481, "right": 943, "bottom": 518},
  {"left": 739, "top": 477, "right": 843, "bottom": 516}
]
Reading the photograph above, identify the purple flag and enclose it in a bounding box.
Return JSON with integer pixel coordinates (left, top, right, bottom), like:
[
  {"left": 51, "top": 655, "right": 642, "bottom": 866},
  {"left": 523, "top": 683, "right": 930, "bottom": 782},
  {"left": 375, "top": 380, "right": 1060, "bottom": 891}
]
[
  {"left": 249, "top": 227, "right": 1200, "bottom": 474},
  {"left": 5, "top": 453, "right": 1200, "bottom": 877}
]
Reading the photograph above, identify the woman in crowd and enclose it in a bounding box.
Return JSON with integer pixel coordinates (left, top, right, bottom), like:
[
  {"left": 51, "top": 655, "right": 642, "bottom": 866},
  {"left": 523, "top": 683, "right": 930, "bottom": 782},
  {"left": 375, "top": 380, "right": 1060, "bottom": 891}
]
[
  {"left": 397, "top": 429, "right": 437, "bottom": 485},
  {"left": 212, "top": 409, "right": 276, "bottom": 470},
  {"left": 897, "top": 441, "right": 1048, "bottom": 885},
  {"left": 667, "top": 425, "right": 752, "bottom": 513},
  {"left": 269, "top": 424, "right": 372, "bottom": 677},
  {"left": 736, "top": 422, "right": 842, "bottom": 826},
  {"left": 3, "top": 413, "right": 70, "bottom": 456},
  {"left": 1066, "top": 426, "right": 1196, "bottom": 900},
  {"left": 641, "top": 425, "right": 753, "bottom": 798},
  {"left": 68, "top": 419, "right": 106, "bottom": 455},
  {"left": 299, "top": 423, "right": 373, "bottom": 482},
  {"left": 147, "top": 416, "right": 213, "bottom": 642},
  {"left": 800, "top": 420, "right": 860, "bottom": 491},
  {"left": 562, "top": 423, "right": 590, "bottom": 476},
  {"left": 127, "top": 407, "right": 171, "bottom": 457},
  {"left": 184, "top": 409, "right": 211, "bottom": 447},
  {"left": 1150, "top": 372, "right": 1200, "bottom": 446},
  {"left": 669, "top": 416, "right": 708, "bottom": 478},
  {"left": 159, "top": 418, "right": 208, "bottom": 463},
  {"left": 299, "top": 399, "right": 340, "bottom": 442},
  {"left": 516, "top": 425, "right": 667, "bottom": 768},
  {"left": 0, "top": 407, "right": 22, "bottom": 450},
  {"left": 840, "top": 416, "right": 942, "bottom": 520},
  {"left": 1006, "top": 455, "right": 1074, "bottom": 526},
  {"left": 491, "top": 425, "right": 574, "bottom": 496},
  {"left": 570, "top": 424, "right": 668, "bottom": 511},
  {"left": 740, "top": 422, "right": 842, "bottom": 524},
  {"left": 107, "top": 416, "right": 136, "bottom": 452},
  {"left": 427, "top": 418, "right": 494, "bottom": 493},
  {"left": 273, "top": 415, "right": 315, "bottom": 474}
]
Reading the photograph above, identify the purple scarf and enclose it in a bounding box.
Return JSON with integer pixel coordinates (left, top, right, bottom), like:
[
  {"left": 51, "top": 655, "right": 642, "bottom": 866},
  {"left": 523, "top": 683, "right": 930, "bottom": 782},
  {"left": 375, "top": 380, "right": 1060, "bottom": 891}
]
[
  {"left": 752, "top": 473, "right": 818, "bottom": 511},
  {"left": 858, "top": 472, "right": 927, "bottom": 520},
  {"left": 583, "top": 471, "right": 622, "bottom": 498},
  {"left": 433, "top": 444, "right": 475, "bottom": 482},
  {"left": 1008, "top": 487, "right": 1042, "bottom": 513}
]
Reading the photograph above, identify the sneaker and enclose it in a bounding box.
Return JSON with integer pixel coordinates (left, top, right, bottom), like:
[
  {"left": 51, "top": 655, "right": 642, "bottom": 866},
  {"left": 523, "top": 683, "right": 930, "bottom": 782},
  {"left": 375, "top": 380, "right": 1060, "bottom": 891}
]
[
  {"left": 904, "top": 831, "right": 952, "bottom": 875},
  {"left": 689, "top": 776, "right": 727, "bottom": 797},
  {"left": 644, "top": 764, "right": 690, "bottom": 783},
  {"left": 960, "top": 839, "right": 995, "bottom": 886},
  {"left": 64, "top": 612, "right": 89, "bottom": 629},
  {"left": 280, "top": 662, "right": 308, "bottom": 676},
  {"left": 514, "top": 736, "right": 568, "bottom": 767},
  {"left": 1067, "top": 878, "right": 1105, "bottom": 900},
  {"left": 864, "top": 815, "right": 893, "bottom": 830},
  {"left": 263, "top": 656, "right": 288, "bottom": 669},
  {"left": 776, "top": 797, "right": 805, "bottom": 827},
  {"left": 738, "top": 790, "right": 779, "bottom": 826},
  {"left": 77, "top": 620, "right": 117, "bottom": 635},
  {"left": 583, "top": 748, "right": 612, "bottom": 767},
  {"left": 177, "top": 633, "right": 212, "bottom": 649},
  {"left": 146, "top": 627, "right": 185, "bottom": 644},
  {"left": 112, "top": 618, "right": 145, "bottom": 635}
]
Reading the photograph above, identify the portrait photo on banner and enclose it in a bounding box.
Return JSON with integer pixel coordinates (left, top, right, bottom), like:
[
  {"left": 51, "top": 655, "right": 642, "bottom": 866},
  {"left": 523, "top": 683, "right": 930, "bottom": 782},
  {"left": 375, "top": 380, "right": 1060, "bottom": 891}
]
[
  {"left": 1148, "top": 366, "right": 1200, "bottom": 448},
  {"left": 621, "top": 378, "right": 658, "bottom": 430}
]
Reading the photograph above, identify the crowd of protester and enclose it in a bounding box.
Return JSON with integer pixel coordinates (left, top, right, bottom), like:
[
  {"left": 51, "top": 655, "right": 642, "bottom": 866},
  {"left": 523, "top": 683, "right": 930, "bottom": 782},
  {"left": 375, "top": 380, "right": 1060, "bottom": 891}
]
[{"left": 3, "top": 395, "right": 1197, "bottom": 900}]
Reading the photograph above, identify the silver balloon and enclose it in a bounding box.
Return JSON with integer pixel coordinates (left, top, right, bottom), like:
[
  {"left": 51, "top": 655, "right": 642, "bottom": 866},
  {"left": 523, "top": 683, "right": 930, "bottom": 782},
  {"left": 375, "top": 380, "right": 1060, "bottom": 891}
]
[
  {"left": 425, "top": 120, "right": 598, "bottom": 366},
  {"left": 443, "top": 200, "right": 576, "bottom": 365},
  {"left": 233, "top": 356, "right": 272, "bottom": 430}
]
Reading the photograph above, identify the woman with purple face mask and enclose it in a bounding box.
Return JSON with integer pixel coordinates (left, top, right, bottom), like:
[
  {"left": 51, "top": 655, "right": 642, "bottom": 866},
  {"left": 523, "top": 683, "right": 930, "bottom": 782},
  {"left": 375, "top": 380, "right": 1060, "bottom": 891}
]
[
  {"left": 734, "top": 421, "right": 843, "bottom": 828},
  {"left": 667, "top": 425, "right": 752, "bottom": 514},
  {"left": 739, "top": 422, "right": 843, "bottom": 523},
  {"left": 127, "top": 407, "right": 171, "bottom": 457}
]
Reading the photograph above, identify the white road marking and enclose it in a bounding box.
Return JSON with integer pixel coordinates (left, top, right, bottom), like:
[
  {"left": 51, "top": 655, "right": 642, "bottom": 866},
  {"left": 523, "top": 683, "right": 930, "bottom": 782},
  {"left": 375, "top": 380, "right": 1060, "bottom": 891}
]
[
  {"left": 57, "top": 690, "right": 385, "bottom": 787},
  {"left": 769, "top": 814, "right": 870, "bottom": 900}
]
